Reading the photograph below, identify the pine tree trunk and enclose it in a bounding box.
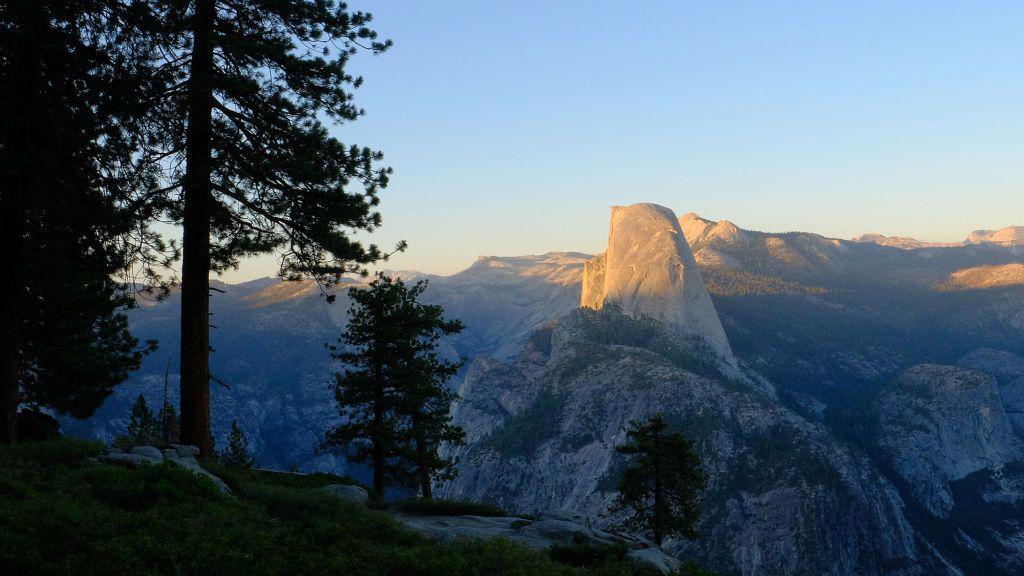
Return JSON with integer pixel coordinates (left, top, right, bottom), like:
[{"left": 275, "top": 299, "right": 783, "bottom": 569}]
[
  {"left": 0, "top": 196, "right": 20, "bottom": 443},
  {"left": 370, "top": 294, "right": 385, "bottom": 497},
  {"left": 420, "top": 474, "right": 432, "bottom": 499},
  {"left": 0, "top": 303, "right": 17, "bottom": 443},
  {"left": 0, "top": 1, "right": 43, "bottom": 444},
  {"left": 414, "top": 414, "right": 432, "bottom": 498},
  {"left": 372, "top": 354, "right": 385, "bottom": 498},
  {"left": 179, "top": 0, "right": 215, "bottom": 457},
  {"left": 653, "top": 430, "right": 663, "bottom": 546}
]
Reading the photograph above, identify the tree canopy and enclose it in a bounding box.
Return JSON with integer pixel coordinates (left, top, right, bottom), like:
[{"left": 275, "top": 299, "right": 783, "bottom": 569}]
[
  {"left": 0, "top": 0, "right": 172, "bottom": 442},
  {"left": 323, "top": 275, "right": 464, "bottom": 499},
  {"left": 143, "top": 0, "right": 398, "bottom": 455}
]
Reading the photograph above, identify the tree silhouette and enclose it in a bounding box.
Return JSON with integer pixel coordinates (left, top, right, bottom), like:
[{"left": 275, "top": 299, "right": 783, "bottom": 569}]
[
  {"left": 145, "top": 0, "right": 398, "bottom": 456},
  {"left": 127, "top": 395, "right": 161, "bottom": 443},
  {"left": 393, "top": 329, "right": 465, "bottom": 498},
  {"left": 612, "top": 414, "right": 707, "bottom": 546},
  {"left": 323, "top": 276, "right": 464, "bottom": 499},
  {"left": 0, "top": 0, "right": 172, "bottom": 442},
  {"left": 220, "top": 419, "right": 254, "bottom": 468}
]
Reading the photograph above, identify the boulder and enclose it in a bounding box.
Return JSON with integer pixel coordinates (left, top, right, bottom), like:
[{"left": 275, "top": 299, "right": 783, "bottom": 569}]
[
  {"left": 130, "top": 446, "right": 165, "bottom": 461},
  {"left": 522, "top": 516, "right": 621, "bottom": 547},
  {"left": 163, "top": 452, "right": 231, "bottom": 494},
  {"left": 170, "top": 444, "right": 201, "bottom": 458},
  {"left": 537, "top": 510, "right": 589, "bottom": 526},
  {"left": 322, "top": 484, "right": 369, "bottom": 504},
  {"left": 626, "top": 547, "right": 681, "bottom": 574},
  {"left": 98, "top": 452, "right": 158, "bottom": 468},
  {"left": 16, "top": 409, "right": 61, "bottom": 441}
]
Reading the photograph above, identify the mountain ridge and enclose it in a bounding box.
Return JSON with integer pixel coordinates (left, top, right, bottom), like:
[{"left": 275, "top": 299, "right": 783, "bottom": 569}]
[{"left": 854, "top": 224, "right": 1024, "bottom": 250}]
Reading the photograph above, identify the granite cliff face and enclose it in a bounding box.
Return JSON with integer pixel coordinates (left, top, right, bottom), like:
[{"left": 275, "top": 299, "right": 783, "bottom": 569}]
[
  {"left": 958, "top": 349, "right": 1024, "bottom": 446},
  {"left": 874, "top": 365, "right": 1024, "bottom": 516},
  {"left": 581, "top": 204, "right": 732, "bottom": 359},
  {"left": 870, "top": 363, "right": 1024, "bottom": 573},
  {"left": 442, "top": 308, "right": 935, "bottom": 576}
]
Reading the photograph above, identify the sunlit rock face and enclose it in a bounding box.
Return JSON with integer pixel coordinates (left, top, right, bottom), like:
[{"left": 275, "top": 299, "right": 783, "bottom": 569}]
[
  {"left": 968, "top": 226, "right": 1024, "bottom": 247},
  {"left": 581, "top": 204, "right": 732, "bottom": 359}
]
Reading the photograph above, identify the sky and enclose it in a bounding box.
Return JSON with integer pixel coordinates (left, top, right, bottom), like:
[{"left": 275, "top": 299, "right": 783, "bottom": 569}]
[{"left": 219, "top": 0, "right": 1024, "bottom": 282}]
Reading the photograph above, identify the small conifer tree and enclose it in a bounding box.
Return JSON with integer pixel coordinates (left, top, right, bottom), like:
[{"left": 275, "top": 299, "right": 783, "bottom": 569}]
[
  {"left": 160, "top": 402, "right": 180, "bottom": 444},
  {"left": 126, "top": 395, "right": 160, "bottom": 443},
  {"left": 220, "top": 419, "right": 254, "bottom": 468},
  {"left": 612, "top": 414, "right": 707, "bottom": 546}
]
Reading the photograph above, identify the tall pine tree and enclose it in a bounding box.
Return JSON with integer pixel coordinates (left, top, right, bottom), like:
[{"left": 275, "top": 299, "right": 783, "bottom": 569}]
[
  {"left": 393, "top": 329, "right": 465, "bottom": 498},
  {"left": 322, "top": 276, "right": 464, "bottom": 499},
  {"left": 146, "top": 0, "right": 397, "bottom": 456},
  {"left": 611, "top": 414, "right": 707, "bottom": 546},
  {"left": 0, "top": 0, "right": 172, "bottom": 442}
]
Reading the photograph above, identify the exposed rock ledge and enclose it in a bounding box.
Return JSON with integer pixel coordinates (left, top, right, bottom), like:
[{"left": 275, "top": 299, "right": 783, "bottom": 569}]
[
  {"left": 97, "top": 444, "right": 231, "bottom": 494},
  {"left": 393, "top": 511, "right": 680, "bottom": 574}
]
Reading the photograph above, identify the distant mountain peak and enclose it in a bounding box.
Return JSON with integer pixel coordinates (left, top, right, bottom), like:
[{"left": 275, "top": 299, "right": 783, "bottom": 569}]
[
  {"left": 854, "top": 225, "right": 1024, "bottom": 249},
  {"left": 581, "top": 203, "right": 733, "bottom": 358},
  {"left": 679, "top": 213, "right": 749, "bottom": 246},
  {"left": 850, "top": 233, "right": 948, "bottom": 249}
]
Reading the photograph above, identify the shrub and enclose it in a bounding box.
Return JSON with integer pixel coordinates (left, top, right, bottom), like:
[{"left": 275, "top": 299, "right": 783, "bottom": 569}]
[
  {"left": 0, "top": 438, "right": 697, "bottom": 576},
  {"left": 548, "top": 541, "right": 628, "bottom": 567},
  {"left": 397, "top": 497, "right": 508, "bottom": 517}
]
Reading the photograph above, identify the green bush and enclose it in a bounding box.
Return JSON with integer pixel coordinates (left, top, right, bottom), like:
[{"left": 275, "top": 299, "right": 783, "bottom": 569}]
[{"left": 548, "top": 541, "right": 628, "bottom": 567}]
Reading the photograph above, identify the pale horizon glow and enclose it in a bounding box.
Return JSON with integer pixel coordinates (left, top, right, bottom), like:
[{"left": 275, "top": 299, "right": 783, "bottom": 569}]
[{"left": 214, "top": 0, "right": 1023, "bottom": 282}]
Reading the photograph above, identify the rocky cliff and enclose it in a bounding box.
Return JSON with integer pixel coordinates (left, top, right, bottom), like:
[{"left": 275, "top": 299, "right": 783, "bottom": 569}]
[
  {"left": 442, "top": 308, "right": 937, "bottom": 576},
  {"left": 871, "top": 363, "right": 1024, "bottom": 573},
  {"left": 968, "top": 226, "right": 1024, "bottom": 247},
  {"left": 581, "top": 204, "right": 732, "bottom": 359},
  {"left": 874, "top": 365, "right": 1024, "bottom": 516}
]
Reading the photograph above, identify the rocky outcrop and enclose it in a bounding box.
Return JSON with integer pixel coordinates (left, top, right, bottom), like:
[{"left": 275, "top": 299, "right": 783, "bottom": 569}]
[
  {"left": 874, "top": 365, "right": 1024, "bottom": 516},
  {"left": 98, "top": 444, "right": 231, "bottom": 494},
  {"left": 968, "top": 226, "right": 1024, "bottom": 247},
  {"left": 322, "top": 483, "right": 369, "bottom": 504},
  {"left": 958, "top": 349, "right": 1024, "bottom": 440},
  {"left": 394, "top": 511, "right": 680, "bottom": 574},
  {"left": 581, "top": 204, "right": 732, "bottom": 358}
]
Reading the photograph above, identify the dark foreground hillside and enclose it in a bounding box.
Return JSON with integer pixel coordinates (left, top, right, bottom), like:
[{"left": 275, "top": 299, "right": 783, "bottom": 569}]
[{"left": 0, "top": 439, "right": 698, "bottom": 576}]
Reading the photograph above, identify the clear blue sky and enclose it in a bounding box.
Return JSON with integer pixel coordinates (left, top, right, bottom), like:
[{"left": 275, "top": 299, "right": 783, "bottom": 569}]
[{"left": 220, "top": 0, "right": 1024, "bottom": 282}]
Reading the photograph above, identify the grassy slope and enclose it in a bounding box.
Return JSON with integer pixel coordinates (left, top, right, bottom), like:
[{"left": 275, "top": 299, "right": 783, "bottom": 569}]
[{"left": 0, "top": 439, "right": 661, "bottom": 576}]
